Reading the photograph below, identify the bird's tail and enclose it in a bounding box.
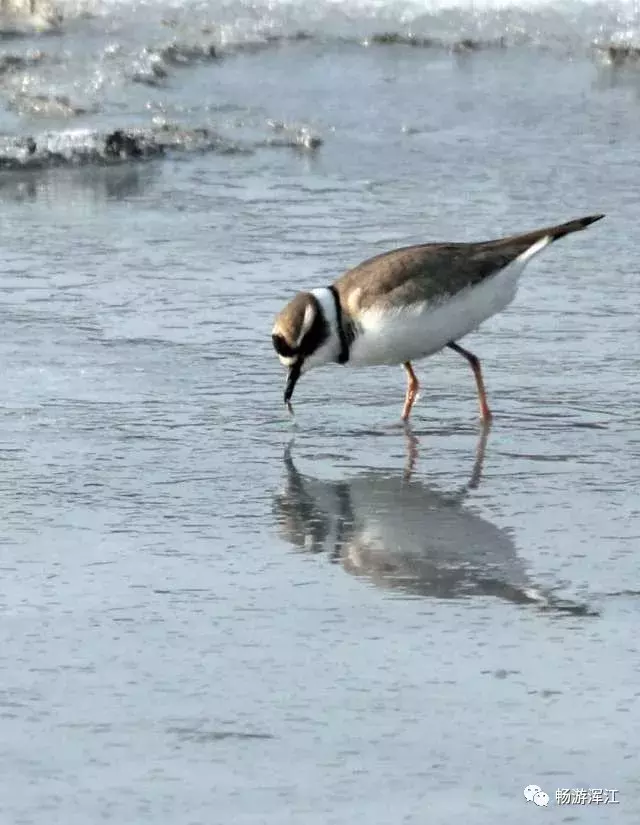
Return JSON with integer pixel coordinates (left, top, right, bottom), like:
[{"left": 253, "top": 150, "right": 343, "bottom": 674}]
[
  {"left": 542, "top": 213, "right": 605, "bottom": 242},
  {"left": 499, "top": 213, "right": 605, "bottom": 248}
]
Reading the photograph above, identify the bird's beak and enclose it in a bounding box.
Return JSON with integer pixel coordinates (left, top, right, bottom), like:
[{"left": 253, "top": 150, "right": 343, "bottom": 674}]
[{"left": 284, "top": 361, "right": 302, "bottom": 414}]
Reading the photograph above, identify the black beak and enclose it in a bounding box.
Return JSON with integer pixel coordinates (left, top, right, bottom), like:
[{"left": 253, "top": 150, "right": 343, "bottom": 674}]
[{"left": 284, "top": 362, "right": 302, "bottom": 414}]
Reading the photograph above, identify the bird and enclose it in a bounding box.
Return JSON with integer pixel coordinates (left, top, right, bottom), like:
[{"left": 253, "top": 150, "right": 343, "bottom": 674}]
[{"left": 271, "top": 214, "right": 604, "bottom": 422}]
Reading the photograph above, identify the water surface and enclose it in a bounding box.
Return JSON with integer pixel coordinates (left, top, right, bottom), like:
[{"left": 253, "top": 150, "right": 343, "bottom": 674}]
[{"left": 1, "top": 0, "right": 639, "bottom": 821}]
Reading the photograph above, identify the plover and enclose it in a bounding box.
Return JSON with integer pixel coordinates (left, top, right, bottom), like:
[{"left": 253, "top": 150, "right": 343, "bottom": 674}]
[{"left": 272, "top": 214, "right": 604, "bottom": 422}]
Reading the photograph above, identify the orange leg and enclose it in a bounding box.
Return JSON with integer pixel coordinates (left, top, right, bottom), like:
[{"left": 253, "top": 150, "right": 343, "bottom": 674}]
[
  {"left": 448, "top": 342, "right": 492, "bottom": 423},
  {"left": 401, "top": 361, "right": 420, "bottom": 421}
]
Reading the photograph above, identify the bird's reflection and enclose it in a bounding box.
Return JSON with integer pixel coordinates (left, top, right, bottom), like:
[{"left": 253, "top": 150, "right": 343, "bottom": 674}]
[{"left": 274, "top": 429, "right": 592, "bottom": 614}]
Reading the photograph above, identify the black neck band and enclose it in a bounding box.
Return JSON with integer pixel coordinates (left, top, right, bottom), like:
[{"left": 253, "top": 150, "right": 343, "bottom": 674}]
[{"left": 328, "top": 285, "right": 349, "bottom": 364}]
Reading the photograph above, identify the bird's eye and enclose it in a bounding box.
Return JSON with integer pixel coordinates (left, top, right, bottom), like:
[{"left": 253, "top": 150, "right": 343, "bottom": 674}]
[{"left": 272, "top": 334, "right": 298, "bottom": 358}]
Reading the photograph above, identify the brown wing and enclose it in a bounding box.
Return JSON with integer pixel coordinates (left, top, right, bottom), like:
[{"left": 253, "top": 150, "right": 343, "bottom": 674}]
[{"left": 334, "top": 214, "right": 604, "bottom": 313}]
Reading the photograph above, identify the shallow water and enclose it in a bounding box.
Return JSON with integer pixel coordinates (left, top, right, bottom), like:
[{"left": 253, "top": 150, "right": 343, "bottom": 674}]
[{"left": 1, "top": 0, "right": 640, "bottom": 821}]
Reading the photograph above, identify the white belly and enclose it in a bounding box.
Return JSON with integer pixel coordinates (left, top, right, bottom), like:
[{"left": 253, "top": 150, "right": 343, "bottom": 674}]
[{"left": 348, "top": 236, "right": 549, "bottom": 367}]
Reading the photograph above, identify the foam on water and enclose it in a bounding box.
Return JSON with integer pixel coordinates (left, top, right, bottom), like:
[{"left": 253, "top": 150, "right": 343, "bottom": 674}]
[
  {"left": 5, "top": 0, "right": 640, "bottom": 51},
  {"left": 23, "top": 0, "right": 640, "bottom": 38}
]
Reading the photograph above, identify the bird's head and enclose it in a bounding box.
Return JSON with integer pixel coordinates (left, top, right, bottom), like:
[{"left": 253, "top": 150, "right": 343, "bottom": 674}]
[{"left": 271, "top": 289, "right": 339, "bottom": 412}]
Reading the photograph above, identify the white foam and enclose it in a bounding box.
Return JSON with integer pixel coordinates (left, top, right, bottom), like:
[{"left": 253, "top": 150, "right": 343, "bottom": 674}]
[
  {"left": 52, "top": 0, "right": 638, "bottom": 21},
  {"left": 39, "top": 0, "right": 640, "bottom": 55}
]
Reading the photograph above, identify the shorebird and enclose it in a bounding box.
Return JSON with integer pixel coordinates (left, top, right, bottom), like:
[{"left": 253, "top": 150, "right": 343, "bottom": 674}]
[{"left": 271, "top": 214, "right": 604, "bottom": 422}]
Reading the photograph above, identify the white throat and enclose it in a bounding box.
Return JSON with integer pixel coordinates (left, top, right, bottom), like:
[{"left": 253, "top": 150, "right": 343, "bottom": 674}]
[{"left": 304, "top": 287, "right": 343, "bottom": 371}]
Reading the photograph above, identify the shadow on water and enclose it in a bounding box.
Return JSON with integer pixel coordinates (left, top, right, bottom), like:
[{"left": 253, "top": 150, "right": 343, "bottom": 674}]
[{"left": 274, "top": 428, "right": 597, "bottom": 616}]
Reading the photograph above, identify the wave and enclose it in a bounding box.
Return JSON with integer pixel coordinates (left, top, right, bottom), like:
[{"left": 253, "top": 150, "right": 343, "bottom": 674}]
[
  {"left": 5, "top": 0, "right": 640, "bottom": 45},
  {"left": 0, "top": 0, "right": 637, "bottom": 183},
  {"left": 0, "top": 120, "right": 321, "bottom": 171},
  {"left": 3, "top": 0, "right": 640, "bottom": 59}
]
